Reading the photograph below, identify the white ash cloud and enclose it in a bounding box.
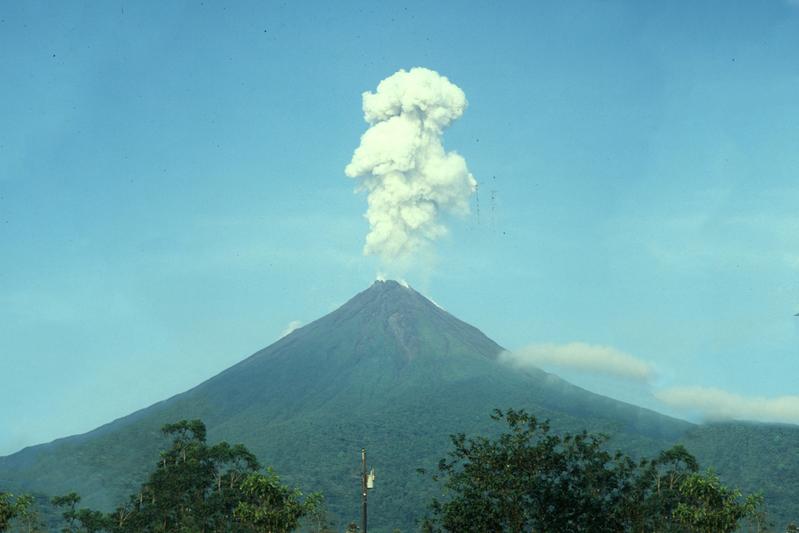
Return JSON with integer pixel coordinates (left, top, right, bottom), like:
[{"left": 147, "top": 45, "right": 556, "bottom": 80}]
[
  {"left": 346, "top": 67, "right": 476, "bottom": 262},
  {"left": 500, "top": 342, "right": 656, "bottom": 383},
  {"left": 655, "top": 386, "right": 799, "bottom": 425}
]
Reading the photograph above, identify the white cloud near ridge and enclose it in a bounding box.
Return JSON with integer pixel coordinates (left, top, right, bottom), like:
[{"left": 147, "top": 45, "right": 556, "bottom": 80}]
[
  {"left": 281, "top": 320, "right": 303, "bottom": 337},
  {"left": 500, "top": 342, "right": 656, "bottom": 383},
  {"left": 655, "top": 386, "right": 799, "bottom": 425}
]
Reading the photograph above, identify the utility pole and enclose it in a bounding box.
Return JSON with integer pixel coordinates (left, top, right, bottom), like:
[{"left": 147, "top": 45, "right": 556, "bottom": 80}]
[
  {"left": 361, "top": 448, "right": 368, "bottom": 533},
  {"left": 359, "top": 447, "right": 375, "bottom": 533}
]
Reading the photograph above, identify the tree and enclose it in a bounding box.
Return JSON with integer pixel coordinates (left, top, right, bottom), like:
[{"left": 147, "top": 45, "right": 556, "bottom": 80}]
[
  {"left": 618, "top": 444, "right": 700, "bottom": 532},
  {"left": 53, "top": 493, "right": 107, "bottom": 533},
  {"left": 233, "top": 469, "right": 312, "bottom": 532},
  {"left": 0, "top": 493, "right": 16, "bottom": 532},
  {"left": 302, "top": 492, "right": 335, "bottom": 533},
  {"left": 49, "top": 419, "right": 317, "bottom": 533},
  {"left": 0, "top": 493, "right": 46, "bottom": 533},
  {"left": 672, "top": 470, "right": 765, "bottom": 533},
  {"left": 424, "top": 408, "right": 766, "bottom": 533},
  {"left": 424, "top": 409, "right": 635, "bottom": 532},
  {"left": 52, "top": 492, "right": 81, "bottom": 533},
  {"left": 104, "top": 419, "right": 264, "bottom": 531},
  {"left": 4, "top": 494, "right": 43, "bottom": 533}
]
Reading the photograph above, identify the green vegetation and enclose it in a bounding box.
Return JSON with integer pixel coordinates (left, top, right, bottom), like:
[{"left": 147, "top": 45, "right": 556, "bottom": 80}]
[
  {"left": 681, "top": 423, "right": 799, "bottom": 529},
  {"left": 0, "top": 493, "right": 23, "bottom": 531},
  {"left": 2, "top": 420, "right": 321, "bottom": 533},
  {"left": 2, "top": 413, "right": 798, "bottom": 532},
  {"left": 0, "top": 492, "right": 47, "bottom": 532},
  {"left": 423, "top": 409, "right": 769, "bottom": 533},
  {"left": 0, "top": 494, "right": 15, "bottom": 531},
  {"left": 0, "top": 282, "right": 699, "bottom": 531},
  {"left": 2, "top": 282, "right": 799, "bottom": 531}
]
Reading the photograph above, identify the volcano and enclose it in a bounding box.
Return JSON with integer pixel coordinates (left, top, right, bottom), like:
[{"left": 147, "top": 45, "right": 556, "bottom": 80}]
[{"left": 2, "top": 280, "right": 798, "bottom": 531}]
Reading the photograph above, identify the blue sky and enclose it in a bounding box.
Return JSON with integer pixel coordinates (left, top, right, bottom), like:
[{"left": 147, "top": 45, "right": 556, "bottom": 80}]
[{"left": 1, "top": 0, "right": 798, "bottom": 455}]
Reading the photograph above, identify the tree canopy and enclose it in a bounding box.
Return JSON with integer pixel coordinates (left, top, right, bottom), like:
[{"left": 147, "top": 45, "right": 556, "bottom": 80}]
[
  {"left": 0, "top": 492, "right": 44, "bottom": 533},
  {"left": 423, "top": 408, "right": 767, "bottom": 533},
  {"left": 45, "top": 419, "right": 320, "bottom": 533},
  {"left": 5, "top": 412, "right": 791, "bottom": 532}
]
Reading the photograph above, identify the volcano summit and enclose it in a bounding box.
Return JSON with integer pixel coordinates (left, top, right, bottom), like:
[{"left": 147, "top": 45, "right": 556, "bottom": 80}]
[{"left": 2, "top": 280, "right": 798, "bottom": 531}]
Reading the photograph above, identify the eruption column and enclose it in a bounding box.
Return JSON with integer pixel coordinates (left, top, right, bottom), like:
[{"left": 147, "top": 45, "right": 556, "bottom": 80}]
[{"left": 345, "top": 67, "right": 477, "bottom": 263}]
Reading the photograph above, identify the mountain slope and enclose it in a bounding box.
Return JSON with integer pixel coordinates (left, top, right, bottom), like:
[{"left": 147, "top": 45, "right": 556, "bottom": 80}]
[
  {"left": 1, "top": 281, "right": 796, "bottom": 531},
  {"left": 681, "top": 422, "right": 799, "bottom": 529}
]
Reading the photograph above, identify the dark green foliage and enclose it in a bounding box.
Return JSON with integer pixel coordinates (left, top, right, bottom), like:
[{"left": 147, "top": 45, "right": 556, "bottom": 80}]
[
  {"left": 619, "top": 444, "right": 700, "bottom": 532},
  {"left": 301, "top": 493, "right": 335, "bottom": 533},
  {"left": 47, "top": 420, "right": 314, "bottom": 533},
  {"left": 51, "top": 492, "right": 82, "bottom": 532},
  {"left": 680, "top": 422, "right": 799, "bottom": 530},
  {"left": 51, "top": 492, "right": 105, "bottom": 533},
  {"left": 671, "top": 471, "right": 765, "bottom": 533},
  {"left": 424, "top": 409, "right": 766, "bottom": 533},
  {"left": 120, "top": 419, "right": 250, "bottom": 531},
  {"left": 0, "top": 493, "right": 17, "bottom": 532},
  {"left": 233, "top": 470, "right": 309, "bottom": 532},
  {"left": 0, "top": 282, "right": 696, "bottom": 532},
  {"left": 0, "top": 492, "right": 46, "bottom": 532},
  {"left": 1, "top": 282, "right": 798, "bottom": 531},
  {"left": 107, "top": 419, "right": 315, "bottom": 532}
]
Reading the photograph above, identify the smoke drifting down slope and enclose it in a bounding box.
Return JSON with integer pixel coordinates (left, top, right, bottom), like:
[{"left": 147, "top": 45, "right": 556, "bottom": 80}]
[{"left": 346, "top": 67, "right": 476, "bottom": 263}]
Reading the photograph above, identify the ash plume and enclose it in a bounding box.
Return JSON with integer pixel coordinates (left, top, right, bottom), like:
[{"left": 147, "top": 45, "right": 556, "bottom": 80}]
[{"left": 345, "top": 67, "right": 476, "bottom": 263}]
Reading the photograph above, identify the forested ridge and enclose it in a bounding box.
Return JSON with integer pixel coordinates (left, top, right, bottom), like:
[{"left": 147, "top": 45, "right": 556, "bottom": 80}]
[{"left": 2, "top": 413, "right": 796, "bottom": 533}]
